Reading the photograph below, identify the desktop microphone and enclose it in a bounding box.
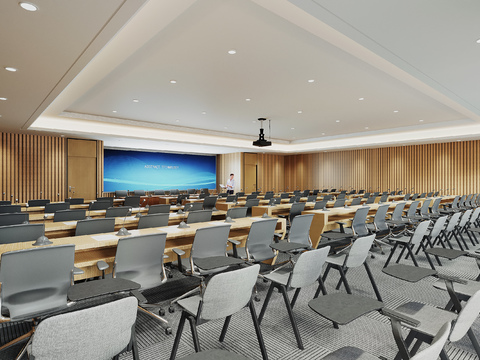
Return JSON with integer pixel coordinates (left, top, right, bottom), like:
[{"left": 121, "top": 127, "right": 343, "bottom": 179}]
[
  {"left": 177, "top": 210, "right": 189, "bottom": 228},
  {"left": 116, "top": 208, "right": 132, "bottom": 236},
  {"left": 33, "top": 214, "right": 53, "bottom": 246}
]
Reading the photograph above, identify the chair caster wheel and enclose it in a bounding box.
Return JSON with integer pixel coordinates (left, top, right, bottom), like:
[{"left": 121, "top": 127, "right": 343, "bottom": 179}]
[
  {"left": 168, "top": 273, "right": 174, "bottom": 278},
  {"left": 263, "top": 279, "right": 268, "bottom": 283},
  {"left": 370, "top": 254, "right": 375, "bottom": 259},
  {"left": 254, "top": 295, "right": 261, "bottom": 302},
  {"left": 381, "top": 251, "right": 385, "bottom": 255},
  {"left": 168, "top": 306, "right": 175, "bottom": 313},
  {"left": 159, "top": 308, "right": 166, "bottom": 316},
  {"left": 165, "top": 327, "right": 172, "bottom": 335}
]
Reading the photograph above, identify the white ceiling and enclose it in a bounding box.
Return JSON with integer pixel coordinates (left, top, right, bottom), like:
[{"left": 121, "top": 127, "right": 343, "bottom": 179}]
[{"left": 2, "top": 0, "right": 480, "bottom": 154}]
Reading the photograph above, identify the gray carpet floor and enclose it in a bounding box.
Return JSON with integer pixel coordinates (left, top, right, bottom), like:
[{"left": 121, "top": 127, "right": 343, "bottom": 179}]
[{"left": 118, "top": 240, "right": 480, "bottom": 360}]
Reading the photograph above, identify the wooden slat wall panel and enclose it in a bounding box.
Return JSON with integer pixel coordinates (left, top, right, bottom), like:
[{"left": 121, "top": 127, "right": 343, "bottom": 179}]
[
  {"left": 284, "top": 141, "right": 480, "bottom": 195},
  {"left": 96, "top": 140, "right": 104, "bottom": 197},
  {"left": 1, "top": 132, "right": 66, "bottom": 203},
  {"left": 216, "top": 153, "right": 243, "bottom": 193},
  {"left": 257, "top": 153, "right": 285, "bottom": 192}
]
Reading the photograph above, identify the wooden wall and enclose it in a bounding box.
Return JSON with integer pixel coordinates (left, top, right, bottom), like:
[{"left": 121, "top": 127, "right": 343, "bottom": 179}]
[
  {"left": 284, "top": 141, "right": 480, "bottom": 195},
  {"left": 216, "top": 152, "right": 243, "bottom": 193},
  {"left": 1, "top": 132, "right": 67, "bottom": 203},
  {"left": 257, "top": 153, "right": 285, "bottom": 192}
]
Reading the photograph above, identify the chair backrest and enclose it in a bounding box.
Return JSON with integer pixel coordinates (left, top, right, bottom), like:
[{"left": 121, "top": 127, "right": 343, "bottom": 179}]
[
  {"left": 124, "top": 196, "right": 140, "bottom": 207},
  {"left": 406, "top": 201, "right": 420, "bottom": 218},
  {"left": 199, "top": 193, "right": 208, "bottom": 199},
  {"left": 410, "top": 220, "right": 431, "bottom": 246},
  {"left": 450, "top": 289, "right": 480, "bottom": 342},
  {"left": 458, "top": 195, "right": 466, "bottom": 207},
  {"left": 429, "top": 216, "right": 448, "bottom": 240},
  {"left": 280, "top": 193, "right": 289, "bottom": 199},
  {"left": 458, "top": 209, "right": 472, "bottom": 227},
  {"left": 411, "top": 193, "right": 420, "bottom": 200},
  {"left": 65, "top": 198, "right": 84, "bottom": 205},
  {"left": 469, "top": 207, "right": 480, "bottom": 225},
  {"left": 445, "top": 212, "right": 462, "bottom": 232},
  {"left": 411, "top": 321, "right": 451, "bottom": 360},
  {"left": 115, "top": 190, "right": 128, "bottom": 197},
  {"left": 390, "top": 202, "right": 407, "bottom": 221},
  {"left": 245, "top": 218, "right": 278, "bottom": 262},
  {"left": 419, "top": 192, "right": 427, "bottom": 198},
  {"left": 268, "top": 197, "right": 281, "bottom": 205},
  {"left": 134, "top": 189, "right": 145, "bottom": 196},
  {"left": 345, "top": 234, "right": 376, "bottom": 268},
  {"left": 28, "top": 199, "right": 50, "bottom": 207},
  {"left": 0, "top": 212, "right": 29, "bottom": 226},
  {"left": 75, "top": 218, "right": 115, "bottom": 236},
  {"left": 187, "top": 188, "right": 196, "bottom": 194},
  {"left": 418, "top": 199, "right": 431, "bottom": 216},
  {"left": 170, "top": 189, "right": 180, "bottom": 195},
  {"left": 175, "top": 194, "right": 188, "bottom": 205},
  {"left": 245, "top": 199, "right": 260, "bottom": 216},
  {"left": 403, "top": 193, "right": 411, "bottom": 201},
  {"left": 337, "top": 193, "right": 346, "bottom": 200},
  {"left": 289, "top": 247, "right": 330, "bottom": 288},
  {"left": 45, "top": 202, "right": 70, "bottom": 213},
  {"left": 363, "top": 192, "right": 371, "bottom": 199},
  {"left": 148, "top": 204, "right": 171, "bottom": 214},
  {"left": 312, "top": 189, "right": 319, "bottom": 195},
  {"left": 289, "top": 195, "right": 301, "bottom": 203},
  {"left": 226, "top": 195, "right": 236, "bottom": 203},
  {"left": 115, "top": 233, "right": 168, "bottom": 289},
  {"left": 0, "top": 244, "right": 75, "bottom": 320},
  {"left": 0, "top": 200, "right": 11, "bottom": 205},
  {"left": 430, "top": 198, "right": 441, "bottom": 214},
  {"left": 314, "top": 199, "right": 328, "bottom": 210},
  {"left": 154, "top": 189, "right": 165, "bottom": 195},
  {"left": 200, "top": 188, "right": 209, "bottom": 195},
  {"left": 350, "top": 197, "right": 362, "bottom": 206},
  {"left": 200, "top": 264, "right": 260, "bottom": 321},
  {"left": 302, "top": 190, "right": 310, "bottom": 197},
  {"left": 450, "top": 195, "right": 460, "bottom": 209},
  {"left": 105, "top": 206, "right": 130, "bottom": 218},
  {"left": 53, "top": 209, "right": 86, "bottom": 222},
  {"left": 0, "top": 204, "right": 22, "bottom": 213},
  {"left": 306, "top": 195, "right": 316, "bottom": 202},
  {"left": 427, "top": 192, "right": 434, "bottom": 198},
  {"left": 203, "top": 196, "right": 218, "bottom": 210},
  {"left": 358, "top": 190, "right": 365, "bottom": 194},
  {"left": 246, "top": 194, "right": 257, "bottom": 200},
  {"left": 218, "top": 192, "right": 228, "bottom": 198},
  {"left": 97, "top": 197, "right": 114, "bottom": 205},
  {"left": 351, "top": 206, "right": 370, "bottom": 237},
  {"left": 331, "top": 188, "right": 337, "bottom": 192},
  {"left": 288, "top": 214, "right": 314, "bottom": 246},
  {"left": 138, "top": 213, "right": 170, "bottom": 229},
  {"left": 0, "top": 223, "right": 44, "bottom": 244},
  {"left": 373, "top": 204, "right": 390, "bottom": 231},
  {"left": 184, "top": 202, "right": 203, "bottom": 212},
  {"left": 365, "top": 196, "right": 376, "bottom": 205},
  {"left": 187, "top": 209, "right": 213, "bottom": 224},
  {"left": 89, "top": 200, "right": 111, "bottom": 211},
  {"left": 226, "top": 207, "right": 248, "bottom": 219},
  {"left": 289, "top": 202, "right": 306, "bottom": 222},
  {"left": 30, "top": 297, "right": 138, "bottom": 360},
  {"left": 379, "top": 194, "right": 388, "bottom": 203},
  {"left": 191, "top": 224, "right": 231, "bottom": 261},
  {"left": 236, "top": 192, "right": 245, "bottom": 197},
  {"left": 264, "top": 193, "right": 274, "bottom": 200},
  {"left": 333, "top": 198, "right": 345, "bottom": 208}
]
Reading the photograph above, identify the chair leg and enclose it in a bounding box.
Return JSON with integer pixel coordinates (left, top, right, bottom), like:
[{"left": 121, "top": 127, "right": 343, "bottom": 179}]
[
  {"left": 396, "top": 244, "right": 407, "bottom": 263},
  {"left": 404, "top": 244, "right": 419, "bottom": 267},
  {"left": 279, "top": 285, "right": 304, "bottom": 350},
  {"left": 467, "top": 328, "right": 480, "bottom": 357},
  {"left": 335, "top": 267, "right": 348, "bottom": 290},
  {"left": 314, "top": 278, "right": 328, "bottom": 298},
  {"left": 384, "top": 242, "right": 399, "bottom": 268},
  {"left": 187, "top": 315, "right": 201, "bottom": 352},
  {"left": 170, "top": 311, "right": 187, "bottom": 360},
  {"left": 290, "top": 288, "right": 301, "bottom": 309},
  {"left": 364, "top": 262, "right": 382, "bottom": 302},
  {"left": 131, "top": 327, "right": 140, "bottom": 360},
  {"left": 258, "top": 283, "right": 275, "bottom": 324},
  {"left": 249, "top": 300, "right": 269, "bottom": 360},
  {"left": 337, "top": 266, "right": 352, "bottom": 294},
  {"left": 219, "top": 315, "right": 232, "bottom": 342}
]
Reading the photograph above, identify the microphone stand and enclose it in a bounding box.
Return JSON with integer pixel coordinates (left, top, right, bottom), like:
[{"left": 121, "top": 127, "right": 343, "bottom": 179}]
[
  {"left": 116, "top": 208, "right": 132, "bottom": 236},
  {"left": 33, "top": 214, "right": 52, "bottom": 246}
]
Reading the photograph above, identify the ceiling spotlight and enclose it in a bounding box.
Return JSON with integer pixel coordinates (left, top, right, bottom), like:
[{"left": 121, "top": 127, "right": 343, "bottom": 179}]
[
  {"left": 133, "top": 99, "right": 139, "bottom": 103},
  {"left": 245, "top": 98, "right": 251, "bottom": 101},
  {"left": 308, "top": 79, "right": 315, "bottom": 83},
  {"left": 476, "top": 39, "right": 480, "bottom": 44},
  {"left": 112, "top": 110, "right": 117, "bottom": 113},
  {"left": 321, "top": 132, "right": 325, "bottom": 135},
  {"left": 0, "top": 97, "right": 7, "bottom": 101},
  {"left": 335, "top": 120, "right": 340, "bottom": 123},
  {"left": 224, "top": 126, "right": 228, "bottom": 129},
  {"left": 297, "top": 110, "right": 302, "bottom": 114},
  {"left": 175, "top": 119, "right": 180, "bottom": 122},
  {"left": 253, "top": 118, "right": 272, "bottom": 147},
  {"left": 291, "top": 127, "right": 295, "bottom": 130},
  {"left": 228, "top": 50, "right": 236, "bottom": 55},
  {"left": 201, "top": 111, "right": 207, "bottom": 115},
  {"left": 170, "top": 80, "right": 177, "bottom": 84},
  {"left": 358, "top": 97, "right": 364, "bottom": 101},
  {"left": 365, "top": 127, "right": 369, "bottom": 129},
  {"left": 393, "top": 110, "right": 399, "bottom": 113},
  {"left": 419, "top": 119, "right": 424, "bottom": 122},
  {"left": 19, "top": 2, "right": 38, "bottom": 11},
  {"left": 5, "top": 67, "right": 17, "bottom": 72}
]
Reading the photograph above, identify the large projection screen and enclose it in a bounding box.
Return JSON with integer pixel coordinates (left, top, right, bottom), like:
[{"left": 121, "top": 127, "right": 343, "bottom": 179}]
[{"left": 104, "top": 149, "right": 216, "bottom": 192}]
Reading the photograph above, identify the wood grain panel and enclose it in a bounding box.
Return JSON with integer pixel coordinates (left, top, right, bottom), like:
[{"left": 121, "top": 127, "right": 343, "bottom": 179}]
[{"left": 216, "top": 152, "right": 243, "bottom": 193}]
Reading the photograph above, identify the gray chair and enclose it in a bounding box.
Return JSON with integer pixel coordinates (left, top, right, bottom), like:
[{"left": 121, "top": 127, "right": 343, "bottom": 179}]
[
  {"left": 246, "top": 194, "right": 257, "bottom": 200},
  {"left": 148, "top": 204, "right": 171, "bottom": 214},
  {"left": 0, "top": 223, "right": 44, "bottom": 244},
  {"left": 115, "top": 190, "right": 128, "bottom": 197},
  {"left": 53, "top": 209, "right": 86, "bottom": 222},
  {"left": 226, "top": 207, "right": 248, "bottom": 220},
  {"left": 350, "top": 197, "right": 362, "bottom": 206},
  {"left": 245, "top": 199, "right": 260, "bottom": 217},
  {"left": 176, "top": 194, "right": 188, "bottom": 205},
  {"left": 75, "top": 218, "right": 115, "bottom": 236},
  {"left": 170, "top": 189, "right": 180, "bottom": 195},
  {"left": 98, "top": 233, "right": 171, "bottom": 334},
  {"left": 202, "top": 196, "right": 218, "bottom": 210},
  {"left": 124, "top": 196, "right": 141, "bottom": 207},
  {"left": 133, "top": 189, "right": 145, "bottom": 196},
  {"left": 96, "top": 197, "right": 114, "bottom": 206},
  {"left": 184, "top": 202, "right": 203, "bottom": 212},
  {"left": 0, "top": 212, "right": 29, "bottom": 226},
  {"left": 229, "top": 218, "right": 278, "bottom": 261},
  {"left": 0, "top": 204, "right": 22, "bottom": 213},
  {"left": 280, "top": 193, "right": 289, "bottom": 199},
  {"left": 138, "top": 213, "right": 169, "bottom": 229},
  {"left": 313, "top": 199, "right": 328, "bottom": 210},
  {"left": 29, "top": 297, "right": 139, "bottom": 360},
  {"left": 28, "top": 199, "right": 50, "bottom": 207},
  {"left": 44, "top": 202, "right": 70, "bottom": 213},
  {"left": 89, "top": 200, "right": 111, "bottom": 211},
  {"left": 187, "top": 210, "right": 213, "bottom": 224},
  {"left": 225, "top": 195, "right": 236, "bottom": 203},
  {"left": 65, "top": 197, "right": 84, "bottom": 205},
  {"left": 268, "top": 197, "right": 281, "bottom": 206},
  {"left": 321, "top": 206, "right": 370, "bottom": 243},
  {"left": 264, "top": 192, "right": 274, "bottom": 200},
  {"left": 170, "top": 264, "right": 267, "bottom": 360},
  {"left": 386, "top": 202, "right": 408, "bottom": 235},
  {"left": 322, "top": 234, "right": 382, "bottom": 301},
  {"left": 258, "top": 247, "right": 330, "bottom": 349},
  {"left": 379, "top": 194, "right": 389, "bottom": 203},
  {"left": 367, "top": 203, "right": 391, "bottom": 240},
  {"left": 279, "top": 202, "right": 305, "bottom": 232},
  {"left": 306, "top": 195, "right": 316, "bottom": 202},
  {"left": 105, "top": 206, "right": 131, "bottom": 218},
  {"left": 332, "top": 198, "right": 345, "bottom": 207},
  {"left": 154, "top": 189, "right": 166, "bottom": 195},
  {"left": 365, "top": 196, "right": 376, "bottom": 205},
  {"left": 286, "top": 214, "right": 315, "bottom": 248},
  {"left": 187, "top": 188, "right": 196, "bottom": 195}
]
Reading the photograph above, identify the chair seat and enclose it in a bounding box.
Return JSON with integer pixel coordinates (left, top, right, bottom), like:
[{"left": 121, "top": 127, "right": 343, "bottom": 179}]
[
  {"left": 425, "top": 248, "right": 467, "bottom": 259},
  {"left": 263, "top": 267, "right": 292, "bottom": 286},
  {"left": 325, "top": 253, "right": 347, "bottom": 267},
  {"left": 433, "top": 279, "right": 480, "bottom": 298},
  {"left": 177, "top": 294, "right": 202, "bottom": 316},
  {"left": 390, "top": 235, "right": 410, "bottom": 244},
  {"left": 321, "top": 231, "right": 353, "bottom": 241},
  {"left": 180, "top": 349, "right": 249, "bottom": 360},
  {"left": 321, "top": 346, "right": 378, "bottom": 360},
  {"left": 394, "top": 302, "right": 456, "bottom": 337}
]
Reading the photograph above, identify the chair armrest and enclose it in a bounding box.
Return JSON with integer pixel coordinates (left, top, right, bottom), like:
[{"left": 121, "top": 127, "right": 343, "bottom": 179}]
[
  {"left": 335, "top": 221, "right": 346, "bottom": 233},
  {"left": 96, "top": 261, "right": 109, "bottom": 271},
  {"left": 172, "top": 248, "right": 185, "bottom": 272},
  {"left": 228, "top": 239, "right": 241, "bottom": 246},
  {"left": 273, "top": 233, "right": 282, "bottom": 243},
  {"left": 172, "top": 248, "right": 185, "bottom": 256},
  {"left": 130, "top": 289, "right": 147, "bottom": 304},
  {"left": 73, "top": 267, "right": 84, "bottom": 275},
  {"left": 381, "top": 308, "right": 420, "bottom": 327},
  {"left": 228, "top": 239, "right": 240, "bottom": 258},
  {"left": 163, "top": 254, "right": 169, "bottom": 259},
  {"left": 436, "top": 273, "right": 468, "bottom": 285}
]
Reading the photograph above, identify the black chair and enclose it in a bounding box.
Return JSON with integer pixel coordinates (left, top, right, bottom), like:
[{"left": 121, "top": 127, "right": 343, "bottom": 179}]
[
  {"left": 148, "top": 204, "right": 171, "bottom": 214},
  {"left": 0, "top": 200, "right": 11, "bottom": 205},
  {"left": 0, "top": 223, "right": 44, "bottom": 244},
  {"left": 53, "top": 209, "right": 86, "bottom": 222},
  {"left": 28, "top": 199, "right": 50, "bottom": 207},
  {"left": 313, "top": 199, "right": 328, "bottom": 210},
  {"left": 96, "top": 197, "right": 114, "bottom": 206},
  {"left": 280, "top": 193, "right": 289, "bottom": 199},
  {"left": 236, "top": 192, "right": 245, "bottom": 197},
  {"left": 280, "top": 202, "right": 305, "bottom": 231},
  {"left": 365, "top": 196, "right": 376, "bottom": 205},
  {"left": 65, "top": 198, "right": 84, "bottom": 205},
  {"left": 75, "top": 218, "right": 115, "bottom": 236},
  {"left": 184, "top": 202, "right": 203, "bottom": 212},
  {"left": 225, "top": 207, "right": 248, "bottom": 220},
  {"left": 332, "top": 198, "right": 345, "bottom": 208},
  {"left": 105, "top": 206, "right": 131, "bottom": 218},
  {"left": 89, "top": 200, "right": 111, "bottom": 211},
  {"left": 350, "top": 197, "right": 362, "bottom": 206},
  {"left": 246, "top": 194, "right": 258, "bottom": 200},
  {"left": 187, "top": 210, "right": 213, "bottom": 224},
  {"left": 154, "top": 190, "right": 165, "bottom": 195},
  {"left": 264, "top": 192, "right": 274, "bottom": 200},
  {"left": 138, "top": 213, "right": 169, "bottom": 229},
  {"left": 288, "top": 195, "right": 301, "bottom": 204},
  {"left": 45, "top": 202, "right": 70, "bottom": 213},
  {"left": 175, "top": 194, "right": 188, "bottom": 205},
  {"left": 202, "top": 196, "right": 218, "bottom": 210},
  {"left": 115, "top": 190, "right": 128, "bottom": 198},
  {"left": 133, "top": 189, "right": 145, "bottom": 196},
  {"left": 170, "top": 189, "right": 180, "bottom": 195},
  {"left": 0, "top": 204, "right": 22, "bottom": 213},
  {"left": 187, "top": 188, "right": 196, "bottom": 195},
  {"left": 0, "top": 212, "right": 29, "bottom": 226},
  {"left": 306, "top": 195, "right": 316, "bottom": 202},
  {"left": 225, "top": 195, "right": 236, "bottom": 203},
  {"left": 199, "top": 193, "right": 208, "bottom": 199},
  {"left": 124, "top": 196, "right": 141, "bottom": 207}
]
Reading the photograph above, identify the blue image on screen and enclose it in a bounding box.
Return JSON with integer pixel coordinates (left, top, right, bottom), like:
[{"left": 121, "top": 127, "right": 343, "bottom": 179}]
[{"left": 104, "top": 149, "right": 216, "bottom": 192}]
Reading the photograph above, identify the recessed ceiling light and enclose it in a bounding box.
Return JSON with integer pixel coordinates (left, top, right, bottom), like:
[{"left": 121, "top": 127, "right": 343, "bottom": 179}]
[
  {"left": 291, "top": 127, "right": 295, "bottom": 130},
  {"left": 5, "top": 67, "right": 17, "bottom": 72},
  {"left": 476, "top": 39, "right": 480, "bottom": 44},
  {"left": 308, "top": 79, "right": 315, "bottom": 83},
  {"left": 0, "top": 115, "right": 2, "bottom": 118},
  {"left": 457, "top": 140, "right": 462, "bottom": 142},
  {"left": 19, "top": 2, "right": 38, "bottom": 11},
  {"left": 133, "top": 99, "right": 139, "bottom": 103},
  {"left": 297, "top": 110, "right": 302, "bottom": 114},
  {"left": 321, "top": 133, "right": 325, "bottom": 135},
  {"left": 335, "top": 120, "right": 340, "bottom": 123},
  {"left": 175, "top": 119, "right": 180, "bottom": 122},
  {"left": 224, "top": 126, "right": 228, "bottom": 129},
  {"left": 228, "top": 50, "right": 236, "bottom": 55},
  {"left": 358, "top": 97, "right": 364, "bottom": 101},
  {"left": 419, "top": 119, "right": 424, "bottom": 122},
  {"left": 252, "top": 120, "right": 256, "bottom": 123},
  {"left": 201, "top": 111, "right": 207, "bottom": 115},
  {"left": 365, "top": 126, "right": 369, "bottom": 129},
  {"left": 393, "top": 110, "right": 399, "bottom": 113},
  {"left": 245, "top": 98, "right": 251, "bottom": 101},
  {"left": 170, "top": 80, "right": 177, "bottom": 84},
  {"left": 0, "top": 97, "right": 7, "bottom": 101},
  {"left": 112, "top": 110, "right": 117, "bottom": 113}
]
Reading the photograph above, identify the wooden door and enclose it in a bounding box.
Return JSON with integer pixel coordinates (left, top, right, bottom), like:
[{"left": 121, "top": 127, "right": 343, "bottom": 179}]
[
  {"left": 244, "top": 153, "right": 257, "bottom": 193},
  {"left": 67, "top": 139, "right": 97, "bottom": 200}
]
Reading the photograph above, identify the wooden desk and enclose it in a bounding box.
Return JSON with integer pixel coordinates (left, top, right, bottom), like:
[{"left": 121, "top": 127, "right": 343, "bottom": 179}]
[
  {"left": 251, "top": 202, "right": 317, "bottom": 217},
  {"left": 0, "top": 217, "right": 286, "bottom": 280}
]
